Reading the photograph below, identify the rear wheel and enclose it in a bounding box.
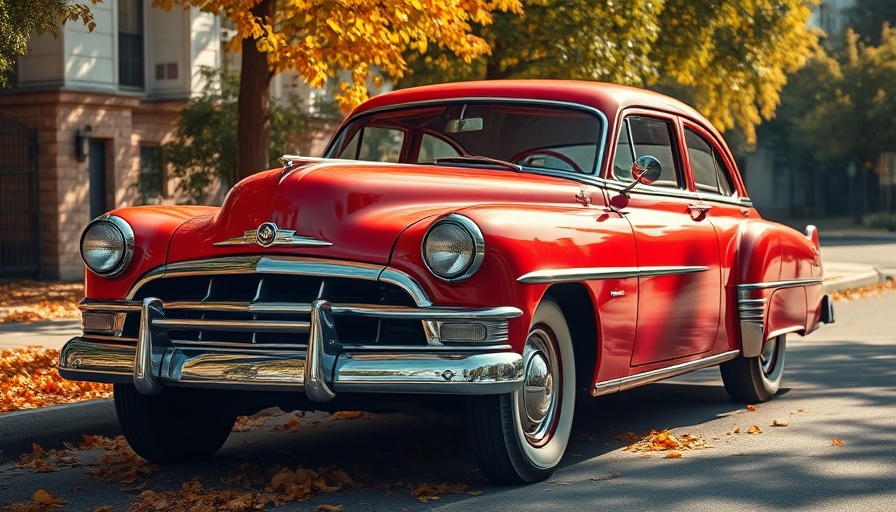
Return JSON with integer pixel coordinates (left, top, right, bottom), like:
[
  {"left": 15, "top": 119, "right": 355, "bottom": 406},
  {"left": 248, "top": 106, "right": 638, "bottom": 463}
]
[
  {"left": 465, "top": 298, "right": 575, "bottom": 483},
  {"left": 720, "top": 334, "right": 786, "bottom": 403},
  {"left": 114, "top": 384, "right": 236, "bottom": 463}
]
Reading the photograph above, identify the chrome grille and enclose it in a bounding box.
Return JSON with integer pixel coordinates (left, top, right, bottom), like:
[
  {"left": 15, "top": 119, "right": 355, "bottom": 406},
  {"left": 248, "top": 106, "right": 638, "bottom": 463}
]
[{"left": 119, "top": 273, "right": 423, "bottom": 349}]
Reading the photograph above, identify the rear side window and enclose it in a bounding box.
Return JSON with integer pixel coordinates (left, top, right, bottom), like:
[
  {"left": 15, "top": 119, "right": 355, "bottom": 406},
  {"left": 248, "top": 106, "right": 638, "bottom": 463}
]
[
  {"left": 684, "top": 128, "right": 734, "bottom": 196},
  {"left": 611, "top": 116, "right": 682, "bottom": 189}
]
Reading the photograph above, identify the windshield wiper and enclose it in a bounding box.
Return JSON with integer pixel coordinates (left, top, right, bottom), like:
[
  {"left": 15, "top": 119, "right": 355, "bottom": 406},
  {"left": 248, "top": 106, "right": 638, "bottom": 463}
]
[{"left": 434, "top": 155, "right": 522, "bottom": 173}]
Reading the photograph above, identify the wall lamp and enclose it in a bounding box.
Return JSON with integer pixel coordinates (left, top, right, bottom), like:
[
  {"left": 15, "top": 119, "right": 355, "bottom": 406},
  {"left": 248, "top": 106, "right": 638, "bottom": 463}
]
[{"left": 76, "top": 125, "right": 92, "bottom": 162}]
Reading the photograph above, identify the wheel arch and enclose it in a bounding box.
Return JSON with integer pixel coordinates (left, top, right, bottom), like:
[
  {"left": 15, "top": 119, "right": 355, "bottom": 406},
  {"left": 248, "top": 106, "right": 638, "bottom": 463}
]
[{"left": 543, "top": 283, "right": 598, "bottom": 395}]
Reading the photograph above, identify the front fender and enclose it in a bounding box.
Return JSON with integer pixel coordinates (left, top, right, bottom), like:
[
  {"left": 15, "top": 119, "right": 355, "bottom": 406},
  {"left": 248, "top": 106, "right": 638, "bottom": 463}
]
[{"left": 84, "top": 206, "right": 217, "bottom": 300}]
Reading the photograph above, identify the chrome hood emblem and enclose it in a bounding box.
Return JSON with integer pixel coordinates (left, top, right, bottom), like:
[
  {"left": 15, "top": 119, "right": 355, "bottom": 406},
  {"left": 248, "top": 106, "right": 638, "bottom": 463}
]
[
  {"left": 256, "top": 222, "right": 278, "bottom": 247},
  {"left": 213, "top": 222, "right": 332, "bottom": 248}
]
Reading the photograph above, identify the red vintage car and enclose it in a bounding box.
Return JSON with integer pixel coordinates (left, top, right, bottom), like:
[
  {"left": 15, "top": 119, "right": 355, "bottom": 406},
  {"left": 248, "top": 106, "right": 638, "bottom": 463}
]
[{"left": 60, "top": 80, "right": 834, "bottom": 483}]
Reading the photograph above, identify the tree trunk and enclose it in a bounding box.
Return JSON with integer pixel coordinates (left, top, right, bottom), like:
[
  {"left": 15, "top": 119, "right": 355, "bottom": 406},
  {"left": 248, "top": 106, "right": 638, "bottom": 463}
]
[{"left": 236, "top": 0, "right": 275, "bottom": 182}]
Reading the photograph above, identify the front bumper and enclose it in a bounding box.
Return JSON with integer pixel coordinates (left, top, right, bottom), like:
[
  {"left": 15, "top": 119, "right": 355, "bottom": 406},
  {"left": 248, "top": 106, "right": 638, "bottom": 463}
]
[{"left": 58, "top": 298, "right": 525, "bottom": 401}]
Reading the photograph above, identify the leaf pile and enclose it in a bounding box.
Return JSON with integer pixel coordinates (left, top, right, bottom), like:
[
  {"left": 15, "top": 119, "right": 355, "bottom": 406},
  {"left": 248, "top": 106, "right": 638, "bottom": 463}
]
[
  {"left": 0, "top": 281, "right": 82, "bottom": 323},
  {"left": 831, "top": 279, "right": 896, "bottom": 301},
  {"left": 130, "top": 466, "right": 353, "bottom": 512},
  {"left": 0, "top": 347, "right": 112, "bottom": 413},
  {"left": 622, "top": 429, "right": 708, "bottom": 453}
]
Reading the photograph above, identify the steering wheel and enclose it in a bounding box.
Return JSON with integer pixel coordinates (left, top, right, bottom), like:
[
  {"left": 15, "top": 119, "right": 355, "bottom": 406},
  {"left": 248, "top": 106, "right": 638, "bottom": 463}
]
[{"left": 511, "top": 149, "right": 586, "bottom": 174}]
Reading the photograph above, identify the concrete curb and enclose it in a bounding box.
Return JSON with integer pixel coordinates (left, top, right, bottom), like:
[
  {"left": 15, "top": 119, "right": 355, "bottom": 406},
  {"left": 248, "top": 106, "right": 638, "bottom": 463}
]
[
  {"left": 824, "top": 270, "right": 885, "bottom": 294},
  {"left": 0, "top": 400, "right": 119, "bottom": 462}
]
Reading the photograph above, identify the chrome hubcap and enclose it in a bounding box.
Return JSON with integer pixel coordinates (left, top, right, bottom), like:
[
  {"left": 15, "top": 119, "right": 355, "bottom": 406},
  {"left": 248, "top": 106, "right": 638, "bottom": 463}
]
[{"left": 518, "top": 328, "right": 559, "bottom": 446}]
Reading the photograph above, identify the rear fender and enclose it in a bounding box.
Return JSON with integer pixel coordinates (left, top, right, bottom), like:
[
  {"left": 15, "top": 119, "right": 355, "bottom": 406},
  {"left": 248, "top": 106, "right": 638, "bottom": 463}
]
[{"left": 735, "top": 221, "right": 823, "bottom": 357}]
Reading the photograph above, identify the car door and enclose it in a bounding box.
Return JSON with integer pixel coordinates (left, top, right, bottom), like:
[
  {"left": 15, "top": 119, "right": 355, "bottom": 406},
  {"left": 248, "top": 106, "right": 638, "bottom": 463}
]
[
  {"left": 606, "top": 114, "right": 722, "bottom": 367},
  {"left": 680, "top": 122, "right": 752, "bottom": 348}
]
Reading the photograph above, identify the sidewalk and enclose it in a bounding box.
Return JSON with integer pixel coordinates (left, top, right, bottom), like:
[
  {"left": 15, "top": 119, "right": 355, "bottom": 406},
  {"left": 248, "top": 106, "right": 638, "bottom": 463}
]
[{"left": 0, "top": 258, "right": 891, "bottom": 462}]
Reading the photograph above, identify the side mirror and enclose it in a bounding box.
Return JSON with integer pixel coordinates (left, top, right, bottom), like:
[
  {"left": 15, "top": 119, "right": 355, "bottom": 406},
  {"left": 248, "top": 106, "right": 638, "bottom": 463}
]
[{"left": 632, "top": 155, "right": 662, "bottom": 184}]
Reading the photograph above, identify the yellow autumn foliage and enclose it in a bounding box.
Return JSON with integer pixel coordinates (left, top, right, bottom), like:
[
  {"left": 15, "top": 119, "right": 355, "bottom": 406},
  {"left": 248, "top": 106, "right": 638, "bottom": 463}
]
[{"left": 152, "top": 0, "right": 522, "bottom": 110}]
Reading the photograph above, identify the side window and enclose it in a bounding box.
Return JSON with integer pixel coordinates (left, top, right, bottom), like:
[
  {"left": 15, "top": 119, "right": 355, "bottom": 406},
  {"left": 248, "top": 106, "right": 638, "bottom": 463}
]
[
  {"left": 335, "top": 126, "right": 405, "bottom": 163},
  {"left": 684, "top": 128, "right": 734, "bottom": 196},
  {"left": 416, "top": 133, "right": 460, "bottom": 163},
  {"left": 611, "top": 116, "right": 681, "bottom": 189}
]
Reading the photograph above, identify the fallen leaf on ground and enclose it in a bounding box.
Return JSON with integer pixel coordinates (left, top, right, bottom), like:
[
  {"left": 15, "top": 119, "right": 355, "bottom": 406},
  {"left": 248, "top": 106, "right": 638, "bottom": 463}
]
[
  {"left": 412, "top": 482, "right": 469, "bottom": 504},
  {"left": 5, "top": 489, "right": 66, "bottom": 512},
  {"left": 331, "top": 411, "right": 375, "bottom": 420},
  {"left": 832, "top": 438, "right": 844, "bottom": 446},
  {"left": 746, "top": 405, "right": 757, "bottom": 411},
  {"left": 664, "top": 451, "right": 682, "bottom": 459},
  {"left": 771, "top": 419, "right": 789, "bottom": 427},
  {"left": 747, "top": 425, "right": 762, "bottom": 434}
]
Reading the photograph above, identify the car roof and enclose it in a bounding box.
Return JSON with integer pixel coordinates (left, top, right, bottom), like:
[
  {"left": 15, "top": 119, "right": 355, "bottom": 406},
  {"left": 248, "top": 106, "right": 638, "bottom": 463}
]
[{"left": 351, "top": 80, "right": 708, "bottom": 124}]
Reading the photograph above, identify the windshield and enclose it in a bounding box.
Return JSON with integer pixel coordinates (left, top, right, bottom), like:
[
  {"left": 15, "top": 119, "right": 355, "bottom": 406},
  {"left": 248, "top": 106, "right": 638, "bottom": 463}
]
[{"left": 325, "top": 101, "right": 604, "bottom": 175}]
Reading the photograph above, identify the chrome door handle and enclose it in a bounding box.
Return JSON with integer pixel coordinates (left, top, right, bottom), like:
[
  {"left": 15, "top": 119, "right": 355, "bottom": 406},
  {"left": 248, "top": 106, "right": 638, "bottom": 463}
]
[{"left": 687, "top": 204, "right": 712, "bottom": 220}]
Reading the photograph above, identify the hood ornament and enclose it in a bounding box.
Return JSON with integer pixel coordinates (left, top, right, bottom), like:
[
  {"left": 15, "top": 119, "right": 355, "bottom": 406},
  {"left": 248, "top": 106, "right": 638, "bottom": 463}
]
[{"left": 213, "top": 222, "right": 333, "bottom": 248}]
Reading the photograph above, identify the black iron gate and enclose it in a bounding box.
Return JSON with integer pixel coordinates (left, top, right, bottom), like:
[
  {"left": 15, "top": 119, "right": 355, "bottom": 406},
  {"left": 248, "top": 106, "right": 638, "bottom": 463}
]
[{"left": 0, "top": 114, "right": 40, "bottom": 279}]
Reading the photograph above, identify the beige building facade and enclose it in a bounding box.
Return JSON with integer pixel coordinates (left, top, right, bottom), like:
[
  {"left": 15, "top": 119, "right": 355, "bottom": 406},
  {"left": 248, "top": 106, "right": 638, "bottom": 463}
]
[{"left": 0, "top": 1, "right": 333, "bottom": 281}]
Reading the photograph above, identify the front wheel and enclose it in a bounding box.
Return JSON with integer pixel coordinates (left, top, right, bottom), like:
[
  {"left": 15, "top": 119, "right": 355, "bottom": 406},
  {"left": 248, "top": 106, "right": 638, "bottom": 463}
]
[
  {"left": 114, "top": 384, "right": 236, "bottom": 463},
  {"left": 720, "top": 334, "right": 786, "bottom": 403},
  {"left": 465, "top": 298, "right": 575, "bottom": 483}
]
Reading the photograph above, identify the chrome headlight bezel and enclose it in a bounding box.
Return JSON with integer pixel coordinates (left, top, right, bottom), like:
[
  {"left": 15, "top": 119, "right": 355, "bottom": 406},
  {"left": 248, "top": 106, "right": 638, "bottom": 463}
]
[
  {"left": 80, "top": 215, "right": 135, "bottom": 277},
  {"left": 421, "top": 214, "right": 485, "bottom": 282}
]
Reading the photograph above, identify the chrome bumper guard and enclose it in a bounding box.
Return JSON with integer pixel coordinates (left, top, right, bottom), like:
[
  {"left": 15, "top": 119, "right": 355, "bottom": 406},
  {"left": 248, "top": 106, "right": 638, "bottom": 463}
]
[{"left": 58, "top": 298, "right": 525, "bottom": 401}]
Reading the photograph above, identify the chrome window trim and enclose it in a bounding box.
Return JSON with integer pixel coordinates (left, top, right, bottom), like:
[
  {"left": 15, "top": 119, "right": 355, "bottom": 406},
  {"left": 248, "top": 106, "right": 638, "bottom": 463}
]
[
  {"left": 517, "top": 265, "right": 708, "bottom": 284},
  {"left": 595, "top": 175, "right": 751, "bottom": 206}
]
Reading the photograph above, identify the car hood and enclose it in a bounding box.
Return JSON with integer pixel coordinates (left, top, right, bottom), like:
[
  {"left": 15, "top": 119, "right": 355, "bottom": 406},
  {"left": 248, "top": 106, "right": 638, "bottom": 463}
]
[{"left": 168, "top": 160, "right": 581, "bottom": 265}]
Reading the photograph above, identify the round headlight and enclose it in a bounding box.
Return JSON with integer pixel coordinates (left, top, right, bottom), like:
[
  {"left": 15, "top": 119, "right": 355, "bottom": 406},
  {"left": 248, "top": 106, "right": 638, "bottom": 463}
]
[
  {"left": 80, "top": 216, "right": 134, "bottom": 276},
  {"left": 422, "top": 214, "right": 484, "bottom": 281}
]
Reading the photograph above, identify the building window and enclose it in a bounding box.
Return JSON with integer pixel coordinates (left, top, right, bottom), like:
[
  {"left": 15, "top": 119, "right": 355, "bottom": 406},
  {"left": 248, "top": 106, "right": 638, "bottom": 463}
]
[
  {"left": 139, "top": 145, "right": 164, "bottom": 202},
  {"left": 119, "top": 0, "right": 144, "bottom": 88}
]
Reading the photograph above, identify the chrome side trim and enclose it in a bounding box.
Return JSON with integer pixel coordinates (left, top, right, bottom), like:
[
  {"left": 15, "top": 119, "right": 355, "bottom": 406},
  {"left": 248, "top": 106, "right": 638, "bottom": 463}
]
[
  {"left": 517, "top": 265, "right": 708, "bottom": 284},
  {"left": 593, "top": 350, "right": 740, "bottom": 396},
  {"left": 212, "top": 228, "right": 332, "bottom": 247},
  {"left": 737, "top": 277, "right": 824, "bottom": 292},
  {"left": 638, "top": 266, "right": 710, "bottom": 277}
]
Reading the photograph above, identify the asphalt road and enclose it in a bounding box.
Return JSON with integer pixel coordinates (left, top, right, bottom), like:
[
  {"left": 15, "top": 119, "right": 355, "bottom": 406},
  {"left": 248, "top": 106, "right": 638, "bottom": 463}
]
[{"left": 1, "top": 288, "right": 895, "bottom": 510}]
